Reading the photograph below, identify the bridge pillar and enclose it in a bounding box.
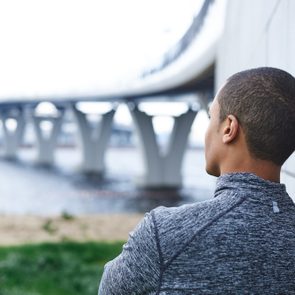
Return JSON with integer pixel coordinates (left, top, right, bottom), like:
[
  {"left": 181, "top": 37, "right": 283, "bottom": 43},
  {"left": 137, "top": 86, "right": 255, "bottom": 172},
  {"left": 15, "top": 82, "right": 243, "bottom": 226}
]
[
  {"left": 71, "top": 104, "right": 115, "bottom": 174},
  {"left": 0, "top": 108, "right": 26, "bottom": 159},
  {"left": 129, "top": 104, "right": 197, "bottom": 188},
  {"left": 32, "top": 110, "right": 64, "bottom": 165}
]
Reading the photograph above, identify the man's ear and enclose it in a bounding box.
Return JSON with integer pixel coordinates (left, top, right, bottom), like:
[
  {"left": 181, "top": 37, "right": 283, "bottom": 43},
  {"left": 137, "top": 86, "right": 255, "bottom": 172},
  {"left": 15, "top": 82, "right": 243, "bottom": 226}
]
[{"left": 222, "top": 115, "right": 239, "bottom": 144}]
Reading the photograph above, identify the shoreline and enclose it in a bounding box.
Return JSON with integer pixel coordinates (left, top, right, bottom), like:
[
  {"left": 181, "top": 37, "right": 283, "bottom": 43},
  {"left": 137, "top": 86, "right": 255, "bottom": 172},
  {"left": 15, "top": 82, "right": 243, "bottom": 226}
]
[{"left": 0, "top": 213, "right": 144, "bottom": 246}]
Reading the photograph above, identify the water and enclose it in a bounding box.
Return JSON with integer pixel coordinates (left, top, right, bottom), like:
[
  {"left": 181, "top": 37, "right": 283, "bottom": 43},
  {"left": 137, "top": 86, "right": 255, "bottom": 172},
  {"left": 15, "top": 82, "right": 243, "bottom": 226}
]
[{"left": 0, "top": 147, "right": 216, "bottom": 216}]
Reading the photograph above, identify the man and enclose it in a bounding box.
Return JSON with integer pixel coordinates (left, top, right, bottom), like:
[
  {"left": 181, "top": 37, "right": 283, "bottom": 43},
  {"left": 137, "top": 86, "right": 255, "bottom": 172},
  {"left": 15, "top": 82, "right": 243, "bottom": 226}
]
[{"left": 98, "top": 67, "right": 295, "bottom": 294}]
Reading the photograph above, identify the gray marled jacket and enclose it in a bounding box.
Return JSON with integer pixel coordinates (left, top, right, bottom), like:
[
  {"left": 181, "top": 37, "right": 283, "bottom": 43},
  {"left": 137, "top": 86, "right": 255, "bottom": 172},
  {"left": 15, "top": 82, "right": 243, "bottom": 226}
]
[{"left": 98, "top": 173, "right": 295, "bottom": 294}]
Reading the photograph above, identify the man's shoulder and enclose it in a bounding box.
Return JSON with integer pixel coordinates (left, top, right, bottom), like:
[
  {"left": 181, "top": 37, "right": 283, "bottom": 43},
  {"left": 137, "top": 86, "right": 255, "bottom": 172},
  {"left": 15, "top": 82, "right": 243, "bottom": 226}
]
[
  {"left": 149, "top": 192, "right": 246, "bottom": 258},
  {"left": 146, "top": 199, "right": 219, "bottom": 261},
  {"left": 151, "top": 193, "right": 234, "bottom": 230},
  {"left": 150, "top": 198, "right": 217, "bottom": 242},
  {"left": 151, "top": 198, "right": 216, "bottom": 225}
]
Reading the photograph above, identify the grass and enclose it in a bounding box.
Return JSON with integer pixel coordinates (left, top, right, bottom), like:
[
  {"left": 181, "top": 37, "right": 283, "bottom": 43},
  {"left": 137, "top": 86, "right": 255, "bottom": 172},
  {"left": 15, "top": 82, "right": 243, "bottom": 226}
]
[{"left": 0, "top": 241, "right": 124, "bottom": 295}]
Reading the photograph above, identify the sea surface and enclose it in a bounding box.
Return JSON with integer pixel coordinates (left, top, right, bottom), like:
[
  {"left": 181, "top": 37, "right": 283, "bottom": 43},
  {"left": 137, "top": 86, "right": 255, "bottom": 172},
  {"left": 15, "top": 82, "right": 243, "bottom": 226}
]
[{"left": 0, "top": 147, "right": 216, "bottom": 216}]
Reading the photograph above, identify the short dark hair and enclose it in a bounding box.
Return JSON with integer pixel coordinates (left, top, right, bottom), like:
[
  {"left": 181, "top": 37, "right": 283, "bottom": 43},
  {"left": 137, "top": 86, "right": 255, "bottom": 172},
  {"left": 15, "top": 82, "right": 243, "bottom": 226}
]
[{"left": 218, "top": 67, "right": 295, "bottom": 166}]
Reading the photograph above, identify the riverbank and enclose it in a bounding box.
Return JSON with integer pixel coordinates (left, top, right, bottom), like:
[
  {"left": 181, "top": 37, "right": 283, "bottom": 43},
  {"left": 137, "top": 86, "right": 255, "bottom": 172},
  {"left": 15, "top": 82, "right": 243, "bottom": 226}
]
[{"left": 0, "top": 213, "right": 143, "bottom": 246}]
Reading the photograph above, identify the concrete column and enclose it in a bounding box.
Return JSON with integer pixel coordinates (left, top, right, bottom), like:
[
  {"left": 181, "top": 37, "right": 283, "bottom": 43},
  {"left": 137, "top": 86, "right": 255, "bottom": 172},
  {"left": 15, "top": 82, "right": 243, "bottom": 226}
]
[
  {"left": 0, "top": 109, "right": 26, "bottom": 159},
  {"left": 129, "top": 105, "right": 197, "bottom": 188},
  {"left": 163, "top": 109, "right": 198, "bottom": 185},
  {"left": 71, "top": 105, "right": 115, "bottom": 174},
  {"left": 32, "top": 111, "right": 64, "bottom": 165}
]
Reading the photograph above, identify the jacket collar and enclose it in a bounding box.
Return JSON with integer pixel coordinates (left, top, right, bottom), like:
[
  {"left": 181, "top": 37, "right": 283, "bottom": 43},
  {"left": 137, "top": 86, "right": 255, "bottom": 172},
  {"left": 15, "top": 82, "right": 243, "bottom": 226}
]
[{"left": 214, "top": 172, "right": 286, "bottom": 198}]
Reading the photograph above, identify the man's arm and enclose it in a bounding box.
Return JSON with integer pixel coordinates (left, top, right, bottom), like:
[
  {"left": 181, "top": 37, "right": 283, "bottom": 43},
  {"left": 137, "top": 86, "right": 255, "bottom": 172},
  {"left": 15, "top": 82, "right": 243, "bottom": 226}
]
[{"left": 98, "top": 212, "right": 160, "bottom": 295}]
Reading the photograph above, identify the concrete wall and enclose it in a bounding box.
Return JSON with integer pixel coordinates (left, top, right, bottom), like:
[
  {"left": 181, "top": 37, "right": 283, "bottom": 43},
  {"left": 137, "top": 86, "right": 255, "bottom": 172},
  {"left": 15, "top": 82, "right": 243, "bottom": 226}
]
[{"left": 216, "top": 0, "right": 295, "bottom": 197}]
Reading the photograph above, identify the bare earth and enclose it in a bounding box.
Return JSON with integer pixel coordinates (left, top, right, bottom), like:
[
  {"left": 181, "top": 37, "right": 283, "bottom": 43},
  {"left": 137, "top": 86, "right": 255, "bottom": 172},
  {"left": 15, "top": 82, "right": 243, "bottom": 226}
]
[{"left": 0, "top": 214, "right": 144, "bottom": 246}]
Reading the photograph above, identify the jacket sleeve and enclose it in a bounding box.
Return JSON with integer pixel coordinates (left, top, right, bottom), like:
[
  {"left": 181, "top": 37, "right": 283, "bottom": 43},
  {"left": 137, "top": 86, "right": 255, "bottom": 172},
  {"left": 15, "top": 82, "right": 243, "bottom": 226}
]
[{"left": 98, "top": 212, "right": 160, "bottom": 295}]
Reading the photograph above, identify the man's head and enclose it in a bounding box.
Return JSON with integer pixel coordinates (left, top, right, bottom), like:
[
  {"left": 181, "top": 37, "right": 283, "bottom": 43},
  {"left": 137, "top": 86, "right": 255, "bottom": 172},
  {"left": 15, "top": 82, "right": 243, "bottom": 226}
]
[{"left": 205, "top": 67, "right": 295, "bottom": 177}]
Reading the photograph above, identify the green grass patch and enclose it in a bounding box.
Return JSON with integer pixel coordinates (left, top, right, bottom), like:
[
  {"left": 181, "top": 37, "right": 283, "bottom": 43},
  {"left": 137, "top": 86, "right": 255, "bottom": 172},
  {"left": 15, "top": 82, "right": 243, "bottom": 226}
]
[{"left": 0, "top": 241, "right": 124, "bottom": 295}]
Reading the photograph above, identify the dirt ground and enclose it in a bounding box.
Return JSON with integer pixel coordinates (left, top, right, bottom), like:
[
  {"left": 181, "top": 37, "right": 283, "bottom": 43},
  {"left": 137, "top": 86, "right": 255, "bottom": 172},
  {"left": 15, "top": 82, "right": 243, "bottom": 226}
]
[{"left": 0, "top": 214, "right": 144, "bottom": 246}]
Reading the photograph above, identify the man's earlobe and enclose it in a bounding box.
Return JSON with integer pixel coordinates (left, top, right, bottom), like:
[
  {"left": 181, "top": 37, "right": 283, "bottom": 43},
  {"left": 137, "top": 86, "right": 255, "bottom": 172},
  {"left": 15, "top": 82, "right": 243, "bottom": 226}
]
[{"left": 222, "top": 115, "right": 239, "bottom": 143}]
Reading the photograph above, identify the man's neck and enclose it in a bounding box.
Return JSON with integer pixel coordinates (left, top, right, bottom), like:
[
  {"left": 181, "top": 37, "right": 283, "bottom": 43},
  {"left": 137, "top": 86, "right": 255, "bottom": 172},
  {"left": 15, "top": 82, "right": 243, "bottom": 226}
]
[{"left": 220, "top": 157, "right": 281, "bottom": 183}]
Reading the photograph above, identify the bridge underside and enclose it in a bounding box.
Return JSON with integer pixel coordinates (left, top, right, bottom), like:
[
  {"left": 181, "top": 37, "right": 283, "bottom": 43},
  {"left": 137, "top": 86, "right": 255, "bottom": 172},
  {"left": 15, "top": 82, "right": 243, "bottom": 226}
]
[{"left": 0, "top": 64, "right": 215, "bottom": 188}]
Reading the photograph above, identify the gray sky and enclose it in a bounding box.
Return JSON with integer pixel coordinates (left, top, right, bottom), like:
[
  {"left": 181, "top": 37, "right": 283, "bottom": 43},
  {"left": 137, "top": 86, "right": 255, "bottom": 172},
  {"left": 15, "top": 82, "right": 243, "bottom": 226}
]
[{"left": 0, "top": 0, "right": 203, "bottom": 98}]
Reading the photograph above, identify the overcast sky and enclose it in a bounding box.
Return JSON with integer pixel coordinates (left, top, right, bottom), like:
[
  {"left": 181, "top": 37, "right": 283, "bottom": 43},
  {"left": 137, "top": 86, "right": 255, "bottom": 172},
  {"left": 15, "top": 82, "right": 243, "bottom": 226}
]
[{"left": 0, "top": 0, "right": 203, "bottom": 98}]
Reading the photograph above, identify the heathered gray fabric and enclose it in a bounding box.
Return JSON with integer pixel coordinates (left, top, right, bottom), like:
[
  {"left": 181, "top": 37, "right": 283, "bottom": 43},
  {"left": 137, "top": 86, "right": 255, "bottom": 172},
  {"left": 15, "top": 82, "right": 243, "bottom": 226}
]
[{"left": 98, "top": 173, "right": 295, "bottom": 294}]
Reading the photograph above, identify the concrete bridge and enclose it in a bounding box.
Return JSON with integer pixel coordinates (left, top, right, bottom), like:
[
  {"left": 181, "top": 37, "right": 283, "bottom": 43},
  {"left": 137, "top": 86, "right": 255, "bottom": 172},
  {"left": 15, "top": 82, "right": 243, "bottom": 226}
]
[{"left": 0, "top": 0, "right": 294, "bottom": 195}]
